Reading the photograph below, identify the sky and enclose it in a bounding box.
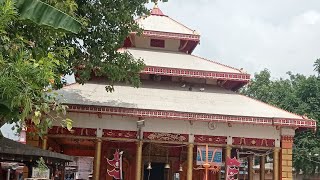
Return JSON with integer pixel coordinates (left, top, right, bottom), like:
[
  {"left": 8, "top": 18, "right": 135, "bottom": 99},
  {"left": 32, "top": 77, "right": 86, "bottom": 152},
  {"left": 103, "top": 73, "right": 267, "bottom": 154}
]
[
  {"left": 2, "top": 0, "right": 320, "bottom": 137},
  {"left": 152, "top": 0, "right": 320, "bottom": 78}
]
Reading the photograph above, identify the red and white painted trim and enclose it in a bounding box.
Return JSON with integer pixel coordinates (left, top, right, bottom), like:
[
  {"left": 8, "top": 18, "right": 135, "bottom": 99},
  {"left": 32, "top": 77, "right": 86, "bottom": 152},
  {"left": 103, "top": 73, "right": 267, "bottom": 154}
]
[
  {"left": 232, "top": 137, "right": 275, "bottom": 147},
  {"left": 103, "top": 129, "right": 137, "bottom": 139},
  {"left": 142, "top": 66, "right": 251, "bottom": 82},
  {"left": 132, "top": 31, "right": 200, "bottom": 41},
  {"left": 194, "top": 135, "right": 227, "bottom": 144},
  {"left": 67, "top": 105, "right": 316, "bottom": 129}
]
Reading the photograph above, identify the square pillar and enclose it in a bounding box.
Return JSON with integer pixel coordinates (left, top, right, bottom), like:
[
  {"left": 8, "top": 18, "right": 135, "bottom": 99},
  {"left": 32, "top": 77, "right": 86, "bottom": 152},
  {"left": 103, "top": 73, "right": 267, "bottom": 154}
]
[
  {"left": 224, "top": 145, "right": 232, "bottom": 180},
  {"left": 248, "top": 155, "right": 254, "bottom": 180},
  {"left": 135, "top": 141, "right": 143, "bottom": 180},
  {"left": 281, "top": 136, "right": 293, "bottom": 180},
  {"left": 260, "top": 155, "right": 266, "bottom": 180},
  {"left": 273, "top": 148, "right": 280, "bottom": 180},
  {"left": 93, "top": 138, "right": 102, "bottom": 180},
  {"left": 187, "top": 143, "right": 194, "bottom": 180}
]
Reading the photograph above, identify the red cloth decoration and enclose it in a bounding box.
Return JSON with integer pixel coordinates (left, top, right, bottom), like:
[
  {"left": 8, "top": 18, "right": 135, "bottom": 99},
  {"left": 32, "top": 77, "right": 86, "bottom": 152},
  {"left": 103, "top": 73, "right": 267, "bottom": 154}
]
[
  {"left": 107, "top": 150, "right": 122, "bottom": 179},
  {"left": 226, "top": 157, "right": 241, "bottom": 180}
]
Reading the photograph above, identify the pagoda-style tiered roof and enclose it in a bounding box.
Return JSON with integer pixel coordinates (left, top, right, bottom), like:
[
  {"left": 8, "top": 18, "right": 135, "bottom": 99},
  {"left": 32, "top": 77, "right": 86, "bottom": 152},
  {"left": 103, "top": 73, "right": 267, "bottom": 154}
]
[
  {"left": 58, "top": 5, "right": 316, "bottom": 130},
  {"left": 57, "top": 82, "right": 316, "bottom": 129}
]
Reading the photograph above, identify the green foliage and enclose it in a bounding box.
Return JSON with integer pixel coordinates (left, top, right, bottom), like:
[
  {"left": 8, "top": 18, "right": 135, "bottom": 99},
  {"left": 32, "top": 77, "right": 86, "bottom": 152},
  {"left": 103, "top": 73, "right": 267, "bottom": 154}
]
[
  {"left": 35, "top": 157, "right": 49, "bottom": 177},
  {"left": 0, "top": 0, "right": 81, "bottom": 33},
  {"left": 314, "top": 58, "right": 320, "bottom": 76},
  {"left": 241, "top": 63, "right": 320, "bottom": 174},
  {"left": 0, "top": 0, "right": 16, "bottom": 33},
  {"left": 59, "top": 0, "right": 148, "bottom": 91},
  {"left": 0, "top": 0, "right": 74, "bottom": 136}
]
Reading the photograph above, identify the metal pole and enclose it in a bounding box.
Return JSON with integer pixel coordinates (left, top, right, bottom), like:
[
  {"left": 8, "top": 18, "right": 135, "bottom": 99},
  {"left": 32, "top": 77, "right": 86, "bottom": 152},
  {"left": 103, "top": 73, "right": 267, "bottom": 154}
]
[
  {"left": 205, "top": 145, "right": 208, "bottom": 180},
  {"left": 120, "top": 151, "right": 123, "bottom": 180},
  {"left": 7, "top": 169, "right": 11, "bottom": 180}
]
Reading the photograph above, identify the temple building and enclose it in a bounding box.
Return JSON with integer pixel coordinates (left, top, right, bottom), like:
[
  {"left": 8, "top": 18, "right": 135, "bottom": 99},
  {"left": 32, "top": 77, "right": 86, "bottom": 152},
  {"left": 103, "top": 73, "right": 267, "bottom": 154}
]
[{"left": 28, "top": 3, "right": 316, "bottom": 180}]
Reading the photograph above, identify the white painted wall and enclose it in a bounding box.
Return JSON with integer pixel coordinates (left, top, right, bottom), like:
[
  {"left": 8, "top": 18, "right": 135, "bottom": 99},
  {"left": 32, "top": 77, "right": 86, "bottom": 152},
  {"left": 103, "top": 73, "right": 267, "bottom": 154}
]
[
  {"left": 281, "top": 127, "right": 295, "bottom": 136},
  {"left": 134, "top": 36, "right": 180, "bottom": 51},
  {"left": 59, "top": 112, "right": 281, "bottom": 143}
]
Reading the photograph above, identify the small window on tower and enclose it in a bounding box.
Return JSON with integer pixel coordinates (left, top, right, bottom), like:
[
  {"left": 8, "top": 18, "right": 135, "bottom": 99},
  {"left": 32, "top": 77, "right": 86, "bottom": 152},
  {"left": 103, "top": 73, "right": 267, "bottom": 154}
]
[{"left": 150, "top": 39, "right": 165, "bottom": 48}]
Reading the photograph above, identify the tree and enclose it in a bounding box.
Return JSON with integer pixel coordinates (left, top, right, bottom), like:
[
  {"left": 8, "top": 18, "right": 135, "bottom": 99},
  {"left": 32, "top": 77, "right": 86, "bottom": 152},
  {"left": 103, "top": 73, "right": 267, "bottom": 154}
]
[
  {"left": 58, "top": 0, "right": 148, "bottom": 91},
  {"left": 0, "top": 0, "right": 152, "bottom": 136},
  {"left": 0, "top": 0, "right": 78, "bottom": 136},
  {"left": 241, "top": 61, "right": 320, "bottom": 175}
]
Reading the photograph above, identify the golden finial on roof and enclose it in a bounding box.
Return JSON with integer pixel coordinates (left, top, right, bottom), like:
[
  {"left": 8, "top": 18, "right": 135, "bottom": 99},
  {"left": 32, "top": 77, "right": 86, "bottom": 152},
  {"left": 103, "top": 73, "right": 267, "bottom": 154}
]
[
  {"left": 151, "top": 0, "right": 168, "bottom": 8},
  {"left": 154, "top": 0, "right": 159, "bottom": 8},
  {"left": 150, "top": 0, "right": 166, "bottom": 16}
]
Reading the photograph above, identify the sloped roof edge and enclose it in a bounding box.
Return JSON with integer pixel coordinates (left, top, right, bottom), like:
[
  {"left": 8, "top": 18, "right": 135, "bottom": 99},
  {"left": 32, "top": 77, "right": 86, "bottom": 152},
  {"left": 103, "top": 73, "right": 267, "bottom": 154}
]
[{"left": 0, "top": 137, "right": 74, "bottom": 162}]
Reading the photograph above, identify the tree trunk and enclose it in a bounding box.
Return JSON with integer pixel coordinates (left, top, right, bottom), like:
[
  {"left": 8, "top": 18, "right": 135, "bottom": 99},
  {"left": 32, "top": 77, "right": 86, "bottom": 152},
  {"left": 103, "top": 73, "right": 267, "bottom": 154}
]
[{"left": 0, "top": 117, "right": 5, "bottom": 138}]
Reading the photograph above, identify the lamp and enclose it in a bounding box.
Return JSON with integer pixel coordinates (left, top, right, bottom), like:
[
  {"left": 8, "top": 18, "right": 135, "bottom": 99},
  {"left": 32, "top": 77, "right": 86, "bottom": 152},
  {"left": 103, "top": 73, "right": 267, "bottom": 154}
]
[
  {"left": 178, "top": 147, "right": 183, "bottom": 172},
  {"left": 147, "top": 162, "right": 152, "bottom": 170},
  {"left": 164, "top": 149, "right": 170, "bottom": 169},
  {"left": 178, "top": 164, "right": 183, "bottom": 172},
  {"left": 147, "top": 143, "right": 152, "bottom": 170}
]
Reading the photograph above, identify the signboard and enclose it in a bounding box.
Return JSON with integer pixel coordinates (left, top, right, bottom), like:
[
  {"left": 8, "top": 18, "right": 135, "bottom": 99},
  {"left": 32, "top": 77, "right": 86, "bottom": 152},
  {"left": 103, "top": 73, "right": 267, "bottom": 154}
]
[{"left": 196, "top": 146, "right": 222, "bottom": 165}]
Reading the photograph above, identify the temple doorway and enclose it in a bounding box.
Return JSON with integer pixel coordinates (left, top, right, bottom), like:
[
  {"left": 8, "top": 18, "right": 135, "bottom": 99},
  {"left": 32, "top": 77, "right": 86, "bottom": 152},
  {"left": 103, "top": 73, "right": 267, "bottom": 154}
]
[{"left": 143, "top": 163, "right": 165, "bottom": 180}]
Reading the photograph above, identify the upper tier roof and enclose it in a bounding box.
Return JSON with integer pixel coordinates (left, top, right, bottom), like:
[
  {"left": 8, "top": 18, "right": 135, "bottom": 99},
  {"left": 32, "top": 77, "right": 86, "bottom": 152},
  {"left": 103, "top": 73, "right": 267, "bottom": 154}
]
[
  {"left": 136, "top": 7, "right": 198, "bottom": 35},
  {"left": 57, "top": 81, "right": 315, "bottom": 129},
  {"left": 122, "top": 48, "right": 242, "bottom": 74}
]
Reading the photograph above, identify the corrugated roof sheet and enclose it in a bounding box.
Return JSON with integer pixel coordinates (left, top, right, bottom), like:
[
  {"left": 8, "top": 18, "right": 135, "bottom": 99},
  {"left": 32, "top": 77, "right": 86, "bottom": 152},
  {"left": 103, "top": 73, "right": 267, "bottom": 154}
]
[
  {"left": 124, "top": 48, "right": 242, "bottom": 74},
  {"left": 57, "top": 81, "right": 304, "bottom": 120},
  {"left": 0, "top": 137, "right": 74, "bottom": 162}
]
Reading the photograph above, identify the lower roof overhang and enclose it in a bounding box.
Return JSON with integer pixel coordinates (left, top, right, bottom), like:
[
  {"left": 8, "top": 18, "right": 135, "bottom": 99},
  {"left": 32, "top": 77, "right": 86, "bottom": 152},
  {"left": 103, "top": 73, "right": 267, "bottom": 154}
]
[
  {"left": 142, "top": 66, "right": 250, "bottom": 91},
  {"left": 0, "top": 137, "right": 74, "bottom": 163},
  {"left": 66, "top": 104, "right": 316, "bottom": 130}
]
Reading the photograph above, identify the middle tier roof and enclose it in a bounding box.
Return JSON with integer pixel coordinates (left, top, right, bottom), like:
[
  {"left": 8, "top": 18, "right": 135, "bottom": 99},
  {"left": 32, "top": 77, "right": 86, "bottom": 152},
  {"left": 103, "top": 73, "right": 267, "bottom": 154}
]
[{"left": 119, "top": 48, "right": 250, "bottom": 87}]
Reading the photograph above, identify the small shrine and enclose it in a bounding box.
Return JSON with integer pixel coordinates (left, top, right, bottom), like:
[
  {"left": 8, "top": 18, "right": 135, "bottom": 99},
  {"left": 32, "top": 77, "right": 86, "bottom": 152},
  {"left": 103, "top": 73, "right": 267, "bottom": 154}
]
[{"left": 27, "top": 2, "right": 316, "bottom": 180}]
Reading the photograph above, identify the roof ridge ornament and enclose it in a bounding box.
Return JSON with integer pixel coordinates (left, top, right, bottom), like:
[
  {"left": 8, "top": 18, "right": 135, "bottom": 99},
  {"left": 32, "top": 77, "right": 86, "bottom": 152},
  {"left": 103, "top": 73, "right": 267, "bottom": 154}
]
[
  {"left": 151, "top": 0, "right": 168, "bottom": 6},
  {"left": 153, "top": 0, "right": 159, "bottom": 8},
  {"left": 150, "top": 0, "right": 167, "bottom": 16}
]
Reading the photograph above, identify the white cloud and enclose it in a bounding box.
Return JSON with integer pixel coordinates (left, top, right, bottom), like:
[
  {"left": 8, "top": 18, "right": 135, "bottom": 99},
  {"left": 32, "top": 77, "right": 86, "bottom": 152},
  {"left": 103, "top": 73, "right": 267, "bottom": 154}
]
[
  {"left": 300, "top": 11, "right": 320, "bottom": 25},
  {"left": 154, "top": 0, "right": 320, "bottom": 77}
]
